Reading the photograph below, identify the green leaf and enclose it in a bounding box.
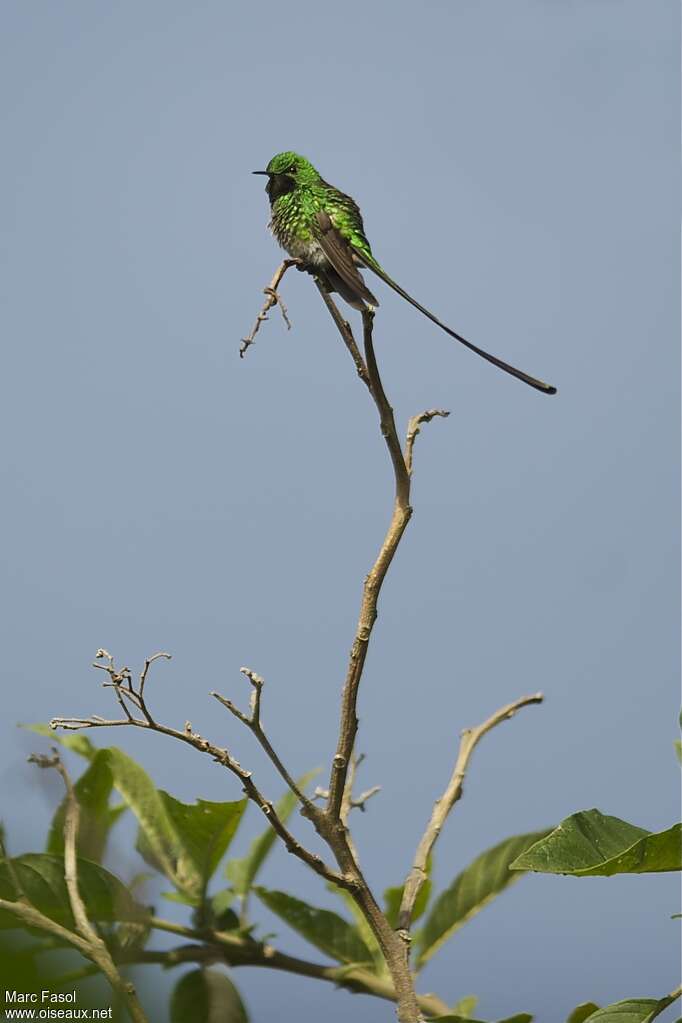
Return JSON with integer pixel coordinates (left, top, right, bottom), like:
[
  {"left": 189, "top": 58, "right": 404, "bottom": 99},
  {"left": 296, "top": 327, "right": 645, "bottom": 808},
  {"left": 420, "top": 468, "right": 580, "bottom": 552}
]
[
  {"left": 226, "top": 768, "right": 320, "bottom": 896},
  {"left": 254, "top": 887, "right": 372, "bottom": 965},
  {"left": 159, "top": 792, "right": 246, "bottom": 897},
  {"left": 0, "top": 854, "right": 145, "bottom": 929},
  {"left": 416, "top": 830, "right": 550, "bottom": 967},
  {"left": 426, "top": 1015, "right": 533, "bottom": 1023},
  {"left": 384, "top": 878, "right": 432, "bottom": 929},
  {"left": 101, "top": 748, "right": 247, "bottom": 899},
  {"left": 419, "top": 1011, "right": 532, "bottom": 1023},
  {"left": 170, "top": 968, "right": 248, "bottom": 1023},
  {"left": 450, "top": 996, "right": 479, "bottom": 1018},
  {"left": 46, "top": 750, "right": 125, "bottom": 862},
  {"left": 578, "top": 1001, "right": 658, "bottom": 1023},
  {"left": 98, "top": 748, "right": 199, "bottom": 896},
  {"left": 566, "top": 1004, "right": 600, "bottom": 1023},
  {"left": 674, "top": 740, "right": 682, "bottom": 766},
  {"left": 426, "top": 1017, "right": 482, "bottom": 1022},
  {"left": 23, "top": 724, "right": 97, "bottom": 761},
  {"left": 510, "top": 811, "right": 681, "bottom": 875},
  {"left": 209, "top": 888, "right": 241, "bottom": 930},
  {"left": 161, "top": 891, "right": 200, "bottom": 906}
]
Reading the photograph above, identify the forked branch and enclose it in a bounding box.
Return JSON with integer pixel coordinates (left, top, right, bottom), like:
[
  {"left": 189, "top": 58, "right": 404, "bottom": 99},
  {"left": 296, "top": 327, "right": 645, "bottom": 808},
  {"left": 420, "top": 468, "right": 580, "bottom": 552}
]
[
  {"left": 211, "top": 667, "right": 317, "bottom": 813},
  {"left": 398, "top": 692, "right": 544, "bottom": 931},
  {"left": 240, "top": 259, "right": 299, "bottom": 357},
  {"left": 51, "top": 653, "right": 350, "bottom": 892}
]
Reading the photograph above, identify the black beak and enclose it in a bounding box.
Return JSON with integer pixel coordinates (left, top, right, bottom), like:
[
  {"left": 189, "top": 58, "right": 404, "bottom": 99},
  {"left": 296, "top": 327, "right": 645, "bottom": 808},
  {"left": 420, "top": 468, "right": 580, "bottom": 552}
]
[{"left": 252, "top": 170, "right": 269, "bottom": 176}]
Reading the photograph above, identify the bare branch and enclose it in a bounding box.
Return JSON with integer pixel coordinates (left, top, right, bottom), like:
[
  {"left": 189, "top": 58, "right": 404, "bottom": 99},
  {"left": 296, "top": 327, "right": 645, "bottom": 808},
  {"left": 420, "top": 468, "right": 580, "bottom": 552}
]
[
  {"left": 398, "top": 692, "right": 544, "bottom": 931},
  {"left": 405, "top": 409, "right": 450, "bottom": 477},
  {"left": 29, "top": 752, "right": 98, "bottom": 942},
  {"left": 339, "top": 753, "right": 381, "bottom": 821},
  {"left": 363, "top": 309, "right": 411, "bottom": 503},
  {"left": 242, "top": 666, "right": 264, "bottom": 726},
  {"left": 48, "top": 279, "right": 452, "bottom": 1022},
  {"left": 0, "top": 897, "right": 96, "bottom": 958},
  {"left": 51, "top": 654, "right": 349, "bottom": 892},
  {"left": 240, "top": 259, "right": 299, "bottom": 357},
  {"left": 302, "top": 298, "right": 449, "bottom": 1021},
  {"left": 139, "top": 918, "right": 451, "bottom": 1018},
  {"left": 211, "top": 666, "right": 318, "bottom": 814},
  {"left": 352, "top": 786, "right": 382, "bottom": 812},
  {"left": 93, "top": 650, "right": 136, "bottom": 722},
  {"left": 326, "top": 309, "right": 445, "bottom": 826},
  {"left": 645, "top": 984, "right": 682, "bottom": 1022},
  {"left": 50, "top": 715, "right": 135, "bottom": 730},
  {"left": 139, "top": 651, "right": 171, "bottom": 699},
  {"left": 314, "top": 283, "right": 370, "bottom": 385}
]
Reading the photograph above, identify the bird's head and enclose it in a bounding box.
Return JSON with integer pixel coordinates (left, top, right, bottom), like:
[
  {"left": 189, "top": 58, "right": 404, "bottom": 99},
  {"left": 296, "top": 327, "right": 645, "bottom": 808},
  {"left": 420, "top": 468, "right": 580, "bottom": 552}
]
[{"left": 253, "top": 151, "right": 321, "bottom": 201}]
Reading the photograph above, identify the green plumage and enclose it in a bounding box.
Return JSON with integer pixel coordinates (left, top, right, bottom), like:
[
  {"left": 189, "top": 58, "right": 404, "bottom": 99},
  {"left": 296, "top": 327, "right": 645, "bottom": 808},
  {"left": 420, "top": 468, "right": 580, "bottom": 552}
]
[
  {"left": 265, "top": 151, "right": 373, "bottom": 260},
  {"left": 254, "top": 151, "right": 556, "bottom": 395}
]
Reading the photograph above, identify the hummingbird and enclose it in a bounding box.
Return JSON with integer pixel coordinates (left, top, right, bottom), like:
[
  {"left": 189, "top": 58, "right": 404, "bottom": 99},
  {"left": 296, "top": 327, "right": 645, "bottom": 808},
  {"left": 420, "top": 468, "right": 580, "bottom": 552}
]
[{"left": 253, "top": 151, "right": 556, "bottom": 395}]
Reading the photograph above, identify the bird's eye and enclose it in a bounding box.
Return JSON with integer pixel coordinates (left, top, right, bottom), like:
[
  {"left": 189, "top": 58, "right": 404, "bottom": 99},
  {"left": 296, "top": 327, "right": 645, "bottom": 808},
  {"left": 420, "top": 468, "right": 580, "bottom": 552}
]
[{"left": 288, "top": 166, "right": 297, "bottom": 174}]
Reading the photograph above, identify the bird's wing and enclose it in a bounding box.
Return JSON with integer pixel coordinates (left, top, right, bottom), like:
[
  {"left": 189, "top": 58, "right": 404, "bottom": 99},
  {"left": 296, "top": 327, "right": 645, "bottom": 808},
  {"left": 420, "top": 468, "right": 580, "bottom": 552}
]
[{"left": 314, "top": 210, "right": 379, "bottom": 307}]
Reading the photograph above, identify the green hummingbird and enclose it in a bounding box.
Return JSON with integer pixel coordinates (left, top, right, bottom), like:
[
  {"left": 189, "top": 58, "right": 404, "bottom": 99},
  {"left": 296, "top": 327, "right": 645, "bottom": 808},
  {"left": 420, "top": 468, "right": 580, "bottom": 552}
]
[{"left": 253, "top": 151, "right": 556, "bottom": 395}]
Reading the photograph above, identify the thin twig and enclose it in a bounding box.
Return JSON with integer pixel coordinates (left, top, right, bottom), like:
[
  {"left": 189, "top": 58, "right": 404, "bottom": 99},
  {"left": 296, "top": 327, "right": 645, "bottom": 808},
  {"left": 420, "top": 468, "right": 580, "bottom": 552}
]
[
  {"left": 363, "top": 309, "right": 411, "bottom": 504},
  {"left": 49, "top": 754, "right": 99, "bottom": 942},
  {"left": 27, "top": 751, "right": 149, "bottom": 1022},
  {"left": 314, "top": 283, "right": 370, "bottom": 385},
  {"left": 139, "top": 652, "right": 171, "bottom": 700},
  {"left": 95, "top": 650, "right": 156, "bottom": 726},
  {"left": 644, "top": 983, "right": 682, "bottom": 1022},
  {"left": 211, "top": 667, "right": 316, "bottom": 813},
  {"left": 405, "top": 410, "right": 450, "bottom": 477},
  {"left": 352, "top": 786, "right": 382, "bottom": 811},
  {"left": 339, "top": 754, "right": 381, "bottom": 818},
  {"left": 93, "top": 649, "right": 135, "bottom": 722},
  {"left": 398, "top": 692, "right": 544, "bottom": 931},
  {"left": 240, "top": 259, "right": 299, "bottom": 357},
  {"left": 339, "top": 751, "right": 362, "bottom": 827},
  {"left": 144, "top": 918, "right": 450, "bottom": 1017},
  {"left": 0, "top": 897, "right": 96, "bottom": 958},
  {"left": 51, "top": 655, "right": 349, "bottom": 892},
  {"left": 325, "top": 309, "right": 412, "bottom": 822}
]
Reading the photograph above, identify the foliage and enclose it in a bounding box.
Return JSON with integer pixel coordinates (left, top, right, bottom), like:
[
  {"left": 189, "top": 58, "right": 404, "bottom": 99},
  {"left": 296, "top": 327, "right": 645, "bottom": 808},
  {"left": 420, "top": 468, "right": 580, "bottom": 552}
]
[
  {"left": 3, "top": 729, "right": 678, "bottom": 1020},
  {"left": 170, "top": 968, "right": 247, "bottom": 1023},
  {"left": 510, "top": 811, "right": 681, "bottom": 877}
]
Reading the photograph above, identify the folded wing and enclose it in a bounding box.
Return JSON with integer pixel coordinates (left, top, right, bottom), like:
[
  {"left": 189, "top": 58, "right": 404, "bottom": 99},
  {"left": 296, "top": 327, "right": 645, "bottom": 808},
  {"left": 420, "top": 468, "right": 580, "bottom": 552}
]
[{"left": 315, "top": 210, "right": 379, "bottom": 308}]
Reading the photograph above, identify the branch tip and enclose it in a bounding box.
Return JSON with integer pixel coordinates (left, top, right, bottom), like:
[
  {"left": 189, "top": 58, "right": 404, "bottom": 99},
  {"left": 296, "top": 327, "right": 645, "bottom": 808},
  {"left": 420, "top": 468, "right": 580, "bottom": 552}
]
[
  {"left": 240, "top": 259, "right": 299, "bottom": 357},
  {"left": 398, "top": 690, "right": 544, "bottom": 931}
]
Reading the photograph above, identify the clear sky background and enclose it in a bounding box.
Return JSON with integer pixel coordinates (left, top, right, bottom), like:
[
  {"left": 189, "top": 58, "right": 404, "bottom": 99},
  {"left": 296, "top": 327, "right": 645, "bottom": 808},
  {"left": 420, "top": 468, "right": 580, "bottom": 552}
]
[{"left": 1, "top": 2, "right": 679, "bottom": 1021}]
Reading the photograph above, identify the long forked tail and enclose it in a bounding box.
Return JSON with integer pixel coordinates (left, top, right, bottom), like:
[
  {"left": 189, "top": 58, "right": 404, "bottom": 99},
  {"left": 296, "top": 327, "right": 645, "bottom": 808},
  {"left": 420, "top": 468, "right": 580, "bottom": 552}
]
[{"left": 360, "top": 257, "right": 557, "bottom": 395}]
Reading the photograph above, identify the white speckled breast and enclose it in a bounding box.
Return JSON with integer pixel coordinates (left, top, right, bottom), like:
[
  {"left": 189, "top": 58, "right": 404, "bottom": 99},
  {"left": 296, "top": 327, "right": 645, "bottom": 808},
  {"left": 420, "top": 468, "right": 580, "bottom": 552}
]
[{"left": 281, "top": 234, "right": 328, "bottom": 267}]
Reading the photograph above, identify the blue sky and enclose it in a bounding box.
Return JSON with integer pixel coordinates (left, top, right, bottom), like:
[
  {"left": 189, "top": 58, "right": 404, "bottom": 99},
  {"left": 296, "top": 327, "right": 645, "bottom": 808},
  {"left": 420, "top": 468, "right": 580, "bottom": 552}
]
[{"left": 1, "top": 2, "right": 679, "bottom": 1020}]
